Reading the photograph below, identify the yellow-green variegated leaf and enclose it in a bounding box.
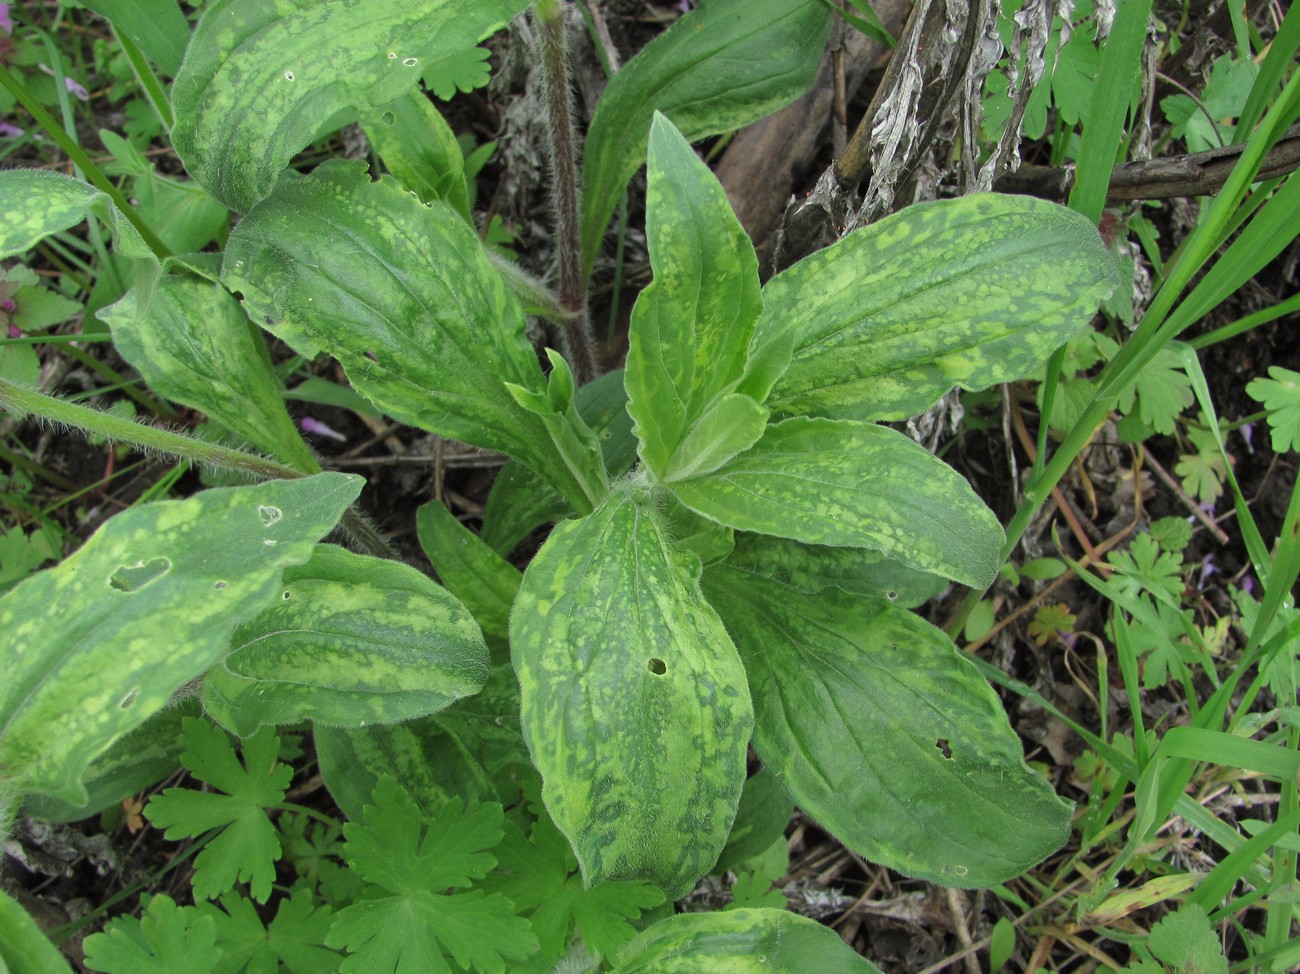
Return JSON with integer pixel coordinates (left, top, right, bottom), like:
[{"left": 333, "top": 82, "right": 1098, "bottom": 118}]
[
  {"left": 0, "top": 473, "right": 360, "bottom": 804},
  {"left": 672, "top": 417, "right": 1004, "bottom": 589},
  {"left": 511, "top": 489, "right": 752, "bottom": 898},
  {"left": 223, "top": 161, "right": 592, "bottom": 512},
  {"left": 170, "top": 0, "right": 530, "bottom": 213},
  {"left": 101, "top": 276, "right": 317, "bottom": 471},
  {"left": 703, "top": 567, "right": 1072, "bottom": 887},
  {"left": 580, "top": 0, "right": 830, "bottom": 279},
  {"left": 203, "top": 545, "right": 488, "bottom": 737},
  {"left": 625, "top": 115, "right": 767, "bottom": 481},
  {"left": 754, "top": 193, "right": 1119, "bottom": 421},
  {"left": 724, "top": 533, "right": 945, "bottom": 609},
  {"left": 315, "top": 665, "right": 527, "bottom": 820},
  {"left": 0, "top": 170, "right": 152, "bottom": 263},
  {"left": 613, "top": 909, "right": 883, "bottom": 973}
]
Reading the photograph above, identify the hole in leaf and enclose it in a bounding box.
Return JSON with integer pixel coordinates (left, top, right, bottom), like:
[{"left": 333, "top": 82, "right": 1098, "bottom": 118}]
[
  {"left": 886, "top": 590, "right": 898, "bottom": 601},
  {"left": 363, "top": 350, "right": 378, "bottom": 362},
  {"left": 282, "top": 591, "right": 291, "bottom": 601},
  {"left": 214, "top": 580, "right": 228, "bottom": 590},
  {"left": 387, "top": 51, "right": 398, "bottom": 59},
  {"left": 402, "top": 57, "right": 418, "bottom": 66},
  {"left": 119, "top": 687, "right": 139, "bottom": 709},
  {"left": 935, "top": 738, "right": 953, "bottom": 760},
  {"left": 258, "top": 505, "right": 282, "bottom": 527},
  {"left": 109, "top": 557, "right": 172, "bottom": 592},
  {"left": 283, "top": 70, "right": 295, "bottom": 81},
  {"left": 647, "top": 658, "right": 667, "bottom": 675},
  {"left": 380, "top": 111, "right": 395, "bottom": 124}
]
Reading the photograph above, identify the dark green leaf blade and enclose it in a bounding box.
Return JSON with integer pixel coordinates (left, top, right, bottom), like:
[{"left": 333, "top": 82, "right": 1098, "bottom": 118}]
[
  {"left": 753, "top": 194, "right": 1118, "bottom": 422},
  {"left": 0, "top": 473, "right": 360, "bottom": 804},
  {"left": 625, "top": 114, "right": 764, "bottom": 480},
  {"left": 672, "top": 417, "right": 1004, "bottom": 589},
  {"left": 101, "top": 276, "right": 317, "bottom": 471},
  {"left": 613, "top": 908, "right": 883, "bottom": 973},
  {"left": 171, "top": 0, "right": 530, "bottom": 212},
  {"left": 416, "top": 500, "right": 521, "bottom": 646},
  {"left": 204, "top": 544, "right": 489, "bottom": 736},
  {"left": 79, "top": 0, "right": 190, "bottom": 75},
  {"left": 580, "top": 0, "right": 831, "bottom": 278},
  {"left": 223, "top": 162, "right": 588, "bottom": 510},
  {"left": 704, "top": 567, "right": 1073, "bottom": 887},
  {"left": 511, "top": 489, "right": 752, "bottom": 898}
]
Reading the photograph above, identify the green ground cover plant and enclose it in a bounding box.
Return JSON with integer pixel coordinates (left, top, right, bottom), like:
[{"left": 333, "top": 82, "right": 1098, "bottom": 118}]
[{"left": 2, "top": 1, "right": 1299, "bottom": 971}]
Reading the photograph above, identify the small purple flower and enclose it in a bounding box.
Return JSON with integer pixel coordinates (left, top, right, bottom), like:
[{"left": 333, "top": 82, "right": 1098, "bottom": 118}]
[
  {"left": 7, "top": 324, "right": 19, "bottom": 339},
  {"left": 0, "top": 5, "right": 13, "bottom": 36},
  {"left": 0, "top": 121, "right": 22, "bottom": 139},
  {"left": 1239, "top": 421, "right": 1255, "bottom": 452},
  {"left": 300, "top": 416, "right": 347, "bottom": 443},
  {"left": 37, "top": 64, "right": 89, "bottom": 101}
]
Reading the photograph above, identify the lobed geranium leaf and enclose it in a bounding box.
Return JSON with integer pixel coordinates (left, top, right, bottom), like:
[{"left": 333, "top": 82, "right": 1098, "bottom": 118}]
[
  {"left": 1246, "top": 365, "right": 1300, "bottom": 453},
  {"left": 83, "top": 895, "right": 220, "bottom": 974},
  {"left": 703, "top": 568, "right": 1073, "bottom": 887},
  {"left": 672, "top": 417, "right": 1004, "bottom": 589},
  {"left": 580, "top": 0, "right": 830, "bottom": 278},
  {"left": 511, "top": 489, "right": 752, "bottom": 898},
  {"left": 170, "top": 0, "right": 530, "bottom": 212},
  {"left": 0, "top": 473, "right": 360, "bottom": 805},
  {"left": 223, "top": 161, "right": 591, "bottom": 511},
  {"left": 198, "top": 888, "right": 338, "bottom": 974},
  {"left": 625, "top": 114, "right": 766, "bottom": 481},
  {"left": 145, "top": 720, "right": 292, "bottom": 903},
  {"left": 204, "top": 544, "right": 489, "bottom": 736},
  {"left": 101, "top": 276, "right": 318, "bottom": 471},
  {"left": 327, "top": 777, "right": 537, "bottom": 973},
  {"left": 752, "top": 193, "right": 1118, "bottom": 422},
  {"left": 612, "top": 908, "right": 883, "bottom": 973}
]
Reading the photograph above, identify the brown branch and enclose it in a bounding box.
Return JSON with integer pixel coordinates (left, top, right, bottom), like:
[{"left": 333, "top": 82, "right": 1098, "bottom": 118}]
[{"left": 995, "top": 122, "right": 1300, "bottom": 203}]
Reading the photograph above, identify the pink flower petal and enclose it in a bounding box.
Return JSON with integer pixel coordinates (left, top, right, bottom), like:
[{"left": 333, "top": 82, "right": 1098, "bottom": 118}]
[
  {"left": 0, "top": 5, "right": 13, "bottom": 35},
  {"left": 300, "top": 416, "right": 348, "bottom": 442}
]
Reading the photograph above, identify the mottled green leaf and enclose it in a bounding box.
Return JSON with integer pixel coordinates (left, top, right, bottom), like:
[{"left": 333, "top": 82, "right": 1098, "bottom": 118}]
[
  {"left": 23, "top": 700, "right": 199, "bottom": 825},
  {"left": 416, "top": 500, "right": 520, "bottom": 646},
  {"left": 203, "top": 544, "right": 488, "bottom": 737},
  {"left": 79, "top": 0, "right": 190, "bottom": 75},
  {"left": 0, "top": 473, "right": 360, "bottom": 804},
  {"left": 101, "top": 276, "right": 317, "bottom": 471},
  {"left": 704, "top": 567, "right": 1073, "bottom": 887},
  {"left": 753, "top": 193, "right": 1118, "bottom": 422},
  {"left": 626, "top": 114, "right": 766, "bottom": 480},
  {"left": 511, "top": 489, "right": 752, "bottom": 898},
  {"left": 580, "top": 0, "right": 831, "bottom": 278},
  {"left": 613, "top": 908, "right": 882, "bottom": 973},
  {"left": 0, "top": 170, "right": 152, "bottom": 263},
  {"left": 223, "top": 161, "right": 591, "bottom": 511},
  {"left": 673, "top": 417, "right": 1004, "bottom": 589},
  {"left": 0, "top": 886, "right": 75, "bottom": 974},
  {"left": 724, "top": 532, "right": 945, "bottom": 608},
  {"left": 360, "top": 90, "right": 472, "bottom": 220},
  {"left": 481, "top": 369, "right": 636, "bottom": 555},
  {"left": 316, "top": 665, "right": 527, "bottom": 821},
  {"left": 714, "top": 768, "right": 794, "bottom": 874},
  {"left": 170, "top": 0, "right": 530, "bottom": 212}
]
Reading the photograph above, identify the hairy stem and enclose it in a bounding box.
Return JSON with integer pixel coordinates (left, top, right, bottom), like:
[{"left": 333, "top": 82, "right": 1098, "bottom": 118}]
[{"left": 534, "top": 0, "right": 598, "bottom": 382}]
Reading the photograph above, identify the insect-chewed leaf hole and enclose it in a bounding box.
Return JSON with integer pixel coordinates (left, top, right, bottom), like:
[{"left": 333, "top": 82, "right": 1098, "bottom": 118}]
[
  {"left": 380, "top": 111, "right": 395, "bottom": 125},
  {"left": 935, "top": 738, "right": 953, "bottom": 760},
  {"left": 258, "top": 505, "right": 282, "bottom": 527},
  {"left": 214, "top": 580, "right": 228, "bottom": 590},
  {"left": 647, "top": 658, "right": 667, "bottom": 675},
  {"left": 108, "top": 557, "right": 172, "bottom": 592},
  {"left": 119, "top": 687, "right": 139, "bottom": 709},
  {"left": 886, "top": 590, "right": 898, "bottom": 601}
]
